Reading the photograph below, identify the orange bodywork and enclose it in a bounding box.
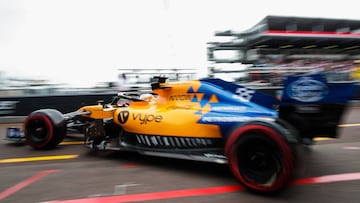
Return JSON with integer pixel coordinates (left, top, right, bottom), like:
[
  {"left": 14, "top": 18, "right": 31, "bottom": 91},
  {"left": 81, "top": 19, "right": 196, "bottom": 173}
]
[
  {"left": 78, "top": 105, "right": 116, "bottom": 119},
  {"left": 77, "top": 80, "right": 223, "bottom": 138}
]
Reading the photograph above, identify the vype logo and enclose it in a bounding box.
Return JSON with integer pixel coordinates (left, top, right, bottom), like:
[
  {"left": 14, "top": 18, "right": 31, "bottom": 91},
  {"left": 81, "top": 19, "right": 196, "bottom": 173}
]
[
  {"left": 287, "top": 77, "right": 328, "bottom": 102},
  {"left": 118, "top": 111, "right": 129, "bottom": 124}
]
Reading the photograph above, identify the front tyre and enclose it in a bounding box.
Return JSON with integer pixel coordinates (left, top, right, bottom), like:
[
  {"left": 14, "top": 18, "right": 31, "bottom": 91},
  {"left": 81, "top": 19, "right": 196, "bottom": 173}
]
[
  {"left": 24, "top": 109, "right": 66, "bottom": 150},
  {"left": 225, "top": 124, "right": 295, "bottom": 194}
]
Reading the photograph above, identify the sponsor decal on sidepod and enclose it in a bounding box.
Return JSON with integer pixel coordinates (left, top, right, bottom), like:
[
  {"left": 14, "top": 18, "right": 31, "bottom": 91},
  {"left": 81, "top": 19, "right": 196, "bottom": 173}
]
[{"left": 118, "top": 110, "right": 163, "bottom": 125}]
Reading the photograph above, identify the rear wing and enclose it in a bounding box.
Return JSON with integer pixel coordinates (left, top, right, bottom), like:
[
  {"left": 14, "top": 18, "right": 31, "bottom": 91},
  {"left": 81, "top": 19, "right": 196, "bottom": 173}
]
[
  {"left": 279, "top": 74, "right": 358, "bottom": 140},
  {"left": 280, "top": 74, "right": 357, "bottom": 105}
]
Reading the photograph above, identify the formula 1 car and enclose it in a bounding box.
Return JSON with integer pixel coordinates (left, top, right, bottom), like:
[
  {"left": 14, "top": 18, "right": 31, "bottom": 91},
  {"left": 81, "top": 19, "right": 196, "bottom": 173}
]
[{"left": 6, "top": 74, "right": 357, "bottom": 194}]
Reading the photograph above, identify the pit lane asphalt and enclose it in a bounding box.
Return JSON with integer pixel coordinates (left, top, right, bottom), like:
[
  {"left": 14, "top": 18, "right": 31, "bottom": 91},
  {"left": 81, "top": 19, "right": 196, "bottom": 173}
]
[{"left": 0, "top": 108, "right": 359, "bottom": 203}]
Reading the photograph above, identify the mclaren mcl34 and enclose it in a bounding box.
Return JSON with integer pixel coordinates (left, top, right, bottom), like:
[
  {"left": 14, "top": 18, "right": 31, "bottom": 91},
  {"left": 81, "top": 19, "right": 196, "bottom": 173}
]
[{"left": 7, "top": 74, "right": 358, "bottom": 194}]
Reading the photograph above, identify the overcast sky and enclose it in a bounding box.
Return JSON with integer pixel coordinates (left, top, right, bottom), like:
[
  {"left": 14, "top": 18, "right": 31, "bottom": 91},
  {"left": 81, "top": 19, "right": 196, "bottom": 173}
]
[{"left": 1, "top": 0, "right": 359, "bottom": 87}]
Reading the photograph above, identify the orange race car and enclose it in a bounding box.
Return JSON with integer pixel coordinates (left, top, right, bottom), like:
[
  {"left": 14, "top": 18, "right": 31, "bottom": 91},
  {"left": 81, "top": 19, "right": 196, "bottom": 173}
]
[{"left": 6, "top": 75, "right": 358, "bottom": 194}]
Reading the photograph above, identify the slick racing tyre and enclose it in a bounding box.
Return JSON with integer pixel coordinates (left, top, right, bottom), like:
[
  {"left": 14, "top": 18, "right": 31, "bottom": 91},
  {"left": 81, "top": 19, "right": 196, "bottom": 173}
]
[
  {"left": 225, "top": 122, "right": 296, "bottom": 194},
  {"left": 24, "top": 109, "right": 66, "bottom": 150}
]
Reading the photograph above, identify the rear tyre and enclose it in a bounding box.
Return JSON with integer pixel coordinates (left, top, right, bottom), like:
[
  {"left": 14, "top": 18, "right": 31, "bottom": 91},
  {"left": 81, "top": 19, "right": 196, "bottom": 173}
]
[
  {"left": 225, "top": 123, "right": 296, "bottom": 194},
  {"left": 24, "top": 109, "right": 66, "bottom": 150}
]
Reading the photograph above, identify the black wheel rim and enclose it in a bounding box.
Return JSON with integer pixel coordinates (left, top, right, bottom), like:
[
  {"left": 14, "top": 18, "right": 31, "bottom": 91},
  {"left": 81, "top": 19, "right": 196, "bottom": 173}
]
[
  {"left": 237, "top": 138, "right": 282, "bottom": 186},
  {"left": 26, "top": 119, "right": 49, "bottom": 143}
]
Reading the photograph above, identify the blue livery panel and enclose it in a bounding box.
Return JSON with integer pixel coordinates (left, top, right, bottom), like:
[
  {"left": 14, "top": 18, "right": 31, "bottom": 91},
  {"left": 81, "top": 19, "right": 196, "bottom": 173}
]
[{"left": 281, "top": 74, "right": 358, "bottom": 104}]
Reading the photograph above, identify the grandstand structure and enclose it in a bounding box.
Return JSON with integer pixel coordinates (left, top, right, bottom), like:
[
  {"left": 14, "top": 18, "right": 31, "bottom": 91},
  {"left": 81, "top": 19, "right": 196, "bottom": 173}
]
[{"left": 207, "top": 15, "right": 360, "bottom": 86}]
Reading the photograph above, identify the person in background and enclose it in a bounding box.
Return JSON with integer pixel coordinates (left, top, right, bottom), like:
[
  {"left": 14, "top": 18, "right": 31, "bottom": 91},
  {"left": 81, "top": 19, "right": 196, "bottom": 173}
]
[
  {"left": 351, "top": 60, "right": 360, "bottom": 82},
  {"left": 117, "top": 73, "right": 129, "bottom": 91}
]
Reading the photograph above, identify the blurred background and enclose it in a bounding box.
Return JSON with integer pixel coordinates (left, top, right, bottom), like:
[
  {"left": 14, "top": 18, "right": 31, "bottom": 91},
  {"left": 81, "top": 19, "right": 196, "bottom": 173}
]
[{"left": 1, "top": 0, "right": 360, "bottom": 116}]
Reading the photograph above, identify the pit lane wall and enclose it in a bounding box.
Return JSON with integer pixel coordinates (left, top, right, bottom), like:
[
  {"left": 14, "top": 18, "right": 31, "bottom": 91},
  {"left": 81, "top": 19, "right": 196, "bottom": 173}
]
[
  {"left": 0, "top": 93, "right": 116, "bottom": 122},
  {"left": 0, "top": 87, "right": 359, "bottom": 124}
]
